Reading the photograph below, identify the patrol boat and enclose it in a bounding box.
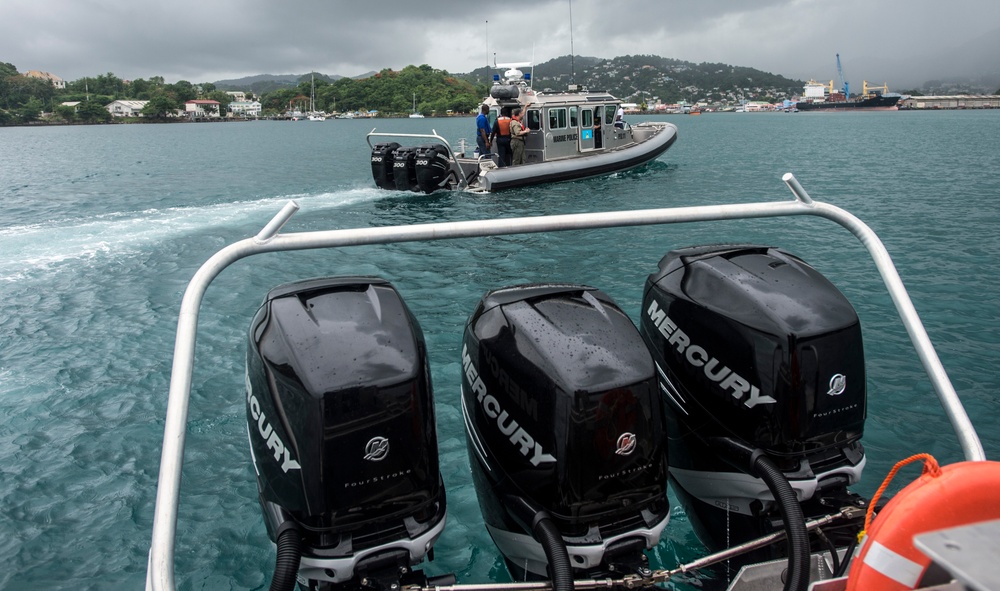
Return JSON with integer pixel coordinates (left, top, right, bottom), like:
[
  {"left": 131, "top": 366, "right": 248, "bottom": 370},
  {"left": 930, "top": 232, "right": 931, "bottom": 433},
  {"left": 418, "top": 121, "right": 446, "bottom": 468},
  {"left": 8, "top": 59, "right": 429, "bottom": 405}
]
[
  {"left": 367, "top": 63, "right": 677, "bottom": 193},
  {"left": 147, "top": 174, "right": 998, "bottom": 591}
]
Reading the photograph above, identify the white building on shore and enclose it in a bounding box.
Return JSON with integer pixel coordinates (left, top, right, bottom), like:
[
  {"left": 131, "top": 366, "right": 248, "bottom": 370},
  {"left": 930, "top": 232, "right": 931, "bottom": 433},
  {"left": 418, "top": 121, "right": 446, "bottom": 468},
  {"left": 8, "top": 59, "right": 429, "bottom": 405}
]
[
  {"left": 106, "top": 100, "right": 149, "bottom": 117},
  {"left": 228, "top": 100, "right": 262, "bottom": 118},
  {"left": 185, "top": 99, "right": 222, "bottom": 117}
]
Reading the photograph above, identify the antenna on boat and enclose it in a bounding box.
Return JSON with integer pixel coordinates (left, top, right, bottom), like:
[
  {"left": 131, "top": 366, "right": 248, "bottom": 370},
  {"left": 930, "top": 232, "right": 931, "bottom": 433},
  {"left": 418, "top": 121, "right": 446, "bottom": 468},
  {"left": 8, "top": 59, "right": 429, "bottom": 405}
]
[{"left": 568, "top": 0, "right": 575, "bottom": 83}]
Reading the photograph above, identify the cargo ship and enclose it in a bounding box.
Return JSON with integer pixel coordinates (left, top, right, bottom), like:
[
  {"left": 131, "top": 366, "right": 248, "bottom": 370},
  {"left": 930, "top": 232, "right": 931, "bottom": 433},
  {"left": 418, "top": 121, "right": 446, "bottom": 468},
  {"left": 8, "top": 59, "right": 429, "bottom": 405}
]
[{"left": 795, "top": 79, "right": 901, "bottom": 111}]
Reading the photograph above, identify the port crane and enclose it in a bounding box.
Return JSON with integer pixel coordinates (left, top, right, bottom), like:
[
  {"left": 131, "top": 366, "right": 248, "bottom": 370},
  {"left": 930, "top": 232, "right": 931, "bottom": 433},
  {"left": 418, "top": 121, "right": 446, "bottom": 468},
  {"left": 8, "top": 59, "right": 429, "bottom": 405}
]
[{"left": 836, "top": 53, "right": 849, "bottom": 98}]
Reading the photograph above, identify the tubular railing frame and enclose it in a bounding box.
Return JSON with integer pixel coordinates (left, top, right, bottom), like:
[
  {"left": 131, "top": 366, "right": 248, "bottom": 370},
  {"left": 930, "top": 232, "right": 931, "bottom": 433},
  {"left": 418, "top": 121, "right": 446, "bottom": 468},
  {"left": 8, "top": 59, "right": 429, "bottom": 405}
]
[{"left": 147, "top": 174, "right": 985, "bottom": 591}]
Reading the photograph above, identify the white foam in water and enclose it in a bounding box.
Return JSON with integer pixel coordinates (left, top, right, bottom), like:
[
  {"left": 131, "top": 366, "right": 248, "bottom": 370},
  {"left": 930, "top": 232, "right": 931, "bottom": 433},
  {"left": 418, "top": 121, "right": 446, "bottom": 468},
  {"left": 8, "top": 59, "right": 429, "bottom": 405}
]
[{"left": 0, "top": 189, "right": 384, "bottom": 282}]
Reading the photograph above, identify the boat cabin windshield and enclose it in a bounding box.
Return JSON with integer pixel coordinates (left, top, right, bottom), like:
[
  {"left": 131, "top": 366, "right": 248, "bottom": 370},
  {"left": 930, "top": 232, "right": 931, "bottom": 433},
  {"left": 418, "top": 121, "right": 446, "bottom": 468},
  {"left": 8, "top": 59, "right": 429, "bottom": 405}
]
[{"left": 525, "top": 109, "right": 541, "bottom": 130}]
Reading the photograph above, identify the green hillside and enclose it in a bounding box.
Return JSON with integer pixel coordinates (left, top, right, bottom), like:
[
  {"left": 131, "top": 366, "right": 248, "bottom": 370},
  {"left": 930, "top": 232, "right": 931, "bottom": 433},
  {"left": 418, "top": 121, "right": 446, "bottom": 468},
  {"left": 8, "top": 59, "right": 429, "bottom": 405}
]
[
  {"left": 458, "top": 54, "right": 804, "bottom": 106},
  {"left": 0, "top": 54, "right": 806, "bottom": 123},
  {"left": 256, "top": 55, "right": 804, "bottom": 116}
]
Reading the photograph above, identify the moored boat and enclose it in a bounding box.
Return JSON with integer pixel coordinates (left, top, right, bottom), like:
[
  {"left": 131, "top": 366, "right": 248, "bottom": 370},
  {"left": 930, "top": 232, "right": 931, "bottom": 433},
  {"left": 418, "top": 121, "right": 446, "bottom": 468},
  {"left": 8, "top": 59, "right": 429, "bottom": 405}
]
[
  {"left": 409, "top": 92, "right": 425, "bottom": 118},
  {"left": 796, "top": 79, "right": 901, "bottom": 111},
  {"left": 146, "top": 174, "right": 997, "bottom": 591},
  {"left": 307, "top": 73, "right": 327, "bottom": 120},
  {"left": 367, "top": 64, "right": 677, "bottom": 193}
]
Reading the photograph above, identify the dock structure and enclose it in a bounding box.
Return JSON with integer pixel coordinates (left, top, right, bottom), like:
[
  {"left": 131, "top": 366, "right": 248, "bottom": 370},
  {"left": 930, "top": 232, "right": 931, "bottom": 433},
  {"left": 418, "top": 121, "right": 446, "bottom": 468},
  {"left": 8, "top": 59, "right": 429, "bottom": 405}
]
[{"left": 901, "top": 95, "right": 1000, "bottom": 109}]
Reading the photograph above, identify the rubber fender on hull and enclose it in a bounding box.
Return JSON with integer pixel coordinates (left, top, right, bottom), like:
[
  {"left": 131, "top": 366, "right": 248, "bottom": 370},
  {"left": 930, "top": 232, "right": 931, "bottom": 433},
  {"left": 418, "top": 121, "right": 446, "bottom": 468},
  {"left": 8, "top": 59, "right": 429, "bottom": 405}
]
[{"left": 846, "top": 459, "right": 1000, "bottom": 590}]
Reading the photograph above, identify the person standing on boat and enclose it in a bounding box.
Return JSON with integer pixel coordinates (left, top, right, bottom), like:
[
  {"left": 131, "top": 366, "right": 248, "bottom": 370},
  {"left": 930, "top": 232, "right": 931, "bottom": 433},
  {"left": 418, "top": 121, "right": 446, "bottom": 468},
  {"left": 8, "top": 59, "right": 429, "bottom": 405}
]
[
  {"left": 593, "top": 107, "right": 603, "bottom": 149},
  {"left": 510, "top": 108, "right": 530, "bottom": 165},
  {"left": 476, "top": 104, "right": 492, "bottom": 158},
  {"left": 490, "top": 106, "right": 514, "bottom": 167},
  {"left": 614, "top": 105, "right": 625, "bottom": 129}
]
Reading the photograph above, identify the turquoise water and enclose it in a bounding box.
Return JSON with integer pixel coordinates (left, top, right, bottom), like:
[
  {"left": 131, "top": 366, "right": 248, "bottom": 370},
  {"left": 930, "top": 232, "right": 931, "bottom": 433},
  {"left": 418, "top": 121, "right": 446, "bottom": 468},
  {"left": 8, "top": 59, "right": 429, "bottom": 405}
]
[{"left": 1, "top": 112, "right": 998, "bottom": 590}]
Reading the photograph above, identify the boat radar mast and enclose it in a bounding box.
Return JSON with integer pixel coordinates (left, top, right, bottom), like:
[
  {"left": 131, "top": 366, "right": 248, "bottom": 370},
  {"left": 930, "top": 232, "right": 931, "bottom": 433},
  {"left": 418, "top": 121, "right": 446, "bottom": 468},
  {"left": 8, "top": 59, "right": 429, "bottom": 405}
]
[{"left": 489, "top": 62, "right": 533, "bottom": 102}]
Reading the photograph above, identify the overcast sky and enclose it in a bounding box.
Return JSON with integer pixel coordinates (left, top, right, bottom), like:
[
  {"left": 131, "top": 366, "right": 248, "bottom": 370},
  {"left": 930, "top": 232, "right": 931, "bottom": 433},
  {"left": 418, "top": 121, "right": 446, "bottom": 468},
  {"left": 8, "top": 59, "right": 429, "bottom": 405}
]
[{"left": 4, "top": 0, "right": 998, "bottom": 88}]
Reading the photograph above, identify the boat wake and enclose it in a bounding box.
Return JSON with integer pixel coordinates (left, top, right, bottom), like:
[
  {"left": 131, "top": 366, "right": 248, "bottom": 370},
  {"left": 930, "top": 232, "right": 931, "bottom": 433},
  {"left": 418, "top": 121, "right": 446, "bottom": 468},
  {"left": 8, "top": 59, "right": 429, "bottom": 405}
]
[{"left": 0, "top": 188, "right": 385, "bottom": 282}]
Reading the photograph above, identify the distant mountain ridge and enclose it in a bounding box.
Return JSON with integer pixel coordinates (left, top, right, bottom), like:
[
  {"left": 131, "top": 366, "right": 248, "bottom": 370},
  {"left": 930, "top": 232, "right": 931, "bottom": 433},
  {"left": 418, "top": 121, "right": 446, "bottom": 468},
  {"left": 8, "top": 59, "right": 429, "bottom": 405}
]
[
  {"left": 461, "top": 54, "right": 806, "bottom": 105},
  {"left": 216, "top": 55, "right": 806, "bottom": 106},
  {"left": 214, "top": 49, "right": 1000, "bottom": 101},
  {"left": 214, "top": 71, "right": 376, "bottom": 94}
]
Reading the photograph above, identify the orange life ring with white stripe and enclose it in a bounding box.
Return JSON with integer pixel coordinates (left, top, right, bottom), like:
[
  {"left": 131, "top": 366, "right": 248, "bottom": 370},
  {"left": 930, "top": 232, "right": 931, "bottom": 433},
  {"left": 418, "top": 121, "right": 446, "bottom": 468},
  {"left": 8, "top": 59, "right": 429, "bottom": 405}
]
[{"left": 846, "top": 456, "right": 1000, "bottom": 590}]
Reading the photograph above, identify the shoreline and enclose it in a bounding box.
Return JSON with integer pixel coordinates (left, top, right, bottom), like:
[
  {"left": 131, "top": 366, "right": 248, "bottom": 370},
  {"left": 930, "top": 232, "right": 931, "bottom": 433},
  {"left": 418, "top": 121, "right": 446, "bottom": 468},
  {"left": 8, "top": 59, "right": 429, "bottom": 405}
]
[{"left": 4, "top": 105, "right": 998, "bottom": 128}]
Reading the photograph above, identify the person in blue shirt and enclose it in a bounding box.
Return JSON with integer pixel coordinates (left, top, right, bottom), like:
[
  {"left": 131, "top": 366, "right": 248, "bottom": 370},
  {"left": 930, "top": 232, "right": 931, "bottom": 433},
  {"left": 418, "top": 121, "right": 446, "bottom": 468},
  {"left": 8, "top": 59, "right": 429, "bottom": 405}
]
[{"left": 476, "top": 104, "right": 492, "bottom": 157}]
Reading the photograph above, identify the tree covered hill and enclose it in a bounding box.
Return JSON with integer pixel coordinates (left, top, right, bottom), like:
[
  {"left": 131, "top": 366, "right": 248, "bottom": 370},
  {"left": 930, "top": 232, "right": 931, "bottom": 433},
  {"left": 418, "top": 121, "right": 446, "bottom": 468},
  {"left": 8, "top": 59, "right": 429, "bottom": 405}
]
[
  {"left": 258, "top": 65, "right": 485, "bottom": 116},
  {"left": 262, "top": 55, "right": 804, "bottom": 114},
  {"left": 459, "top": 54, "right": 804, "bottom": 105},
  {"left": 213, "top": 72, "right": 378, "bottom": 96},
  {"left": 1, "top": 54, "right": 806, "bottom": 124}
]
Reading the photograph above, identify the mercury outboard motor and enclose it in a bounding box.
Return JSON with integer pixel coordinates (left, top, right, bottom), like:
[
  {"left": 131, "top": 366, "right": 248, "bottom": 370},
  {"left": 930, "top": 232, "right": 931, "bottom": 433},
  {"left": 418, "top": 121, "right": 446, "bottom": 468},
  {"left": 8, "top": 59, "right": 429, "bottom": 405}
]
[
  {"left": 462, "top": 284, "right": 670, "bottom": 584},
  {"left": 639, "top": 245, "right": 868, "bottom": 569},
  {"left": 414, "top": 144, "right": 453, "bottom": 194},
  {"left": 370, "top": 141, "right": 400, "bottom": 190},
  {"left": 246, "top": 277, "right": 448, "bottom": 591},
  {"left": 391, "top": 146, "right": 420, "bottom": 192}
]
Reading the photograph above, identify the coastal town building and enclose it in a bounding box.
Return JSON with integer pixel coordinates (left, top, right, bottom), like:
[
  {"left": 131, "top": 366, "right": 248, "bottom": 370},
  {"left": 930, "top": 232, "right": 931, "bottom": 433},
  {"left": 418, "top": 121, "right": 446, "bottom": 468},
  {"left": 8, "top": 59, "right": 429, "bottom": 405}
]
[
  {"left": 226, "top": 91, "right": 247, "bottom": 102},
  {"left": 743, "top": 101, "right": 773, "bottom": 112},
  {"left": 228, "top": 100, "right": 262, "bottom": 118},
  {"left": 185, "top": 99, "right": 221, "bottom": 117},
  {"left": 25, "top": 70, "right": 66, "bottom": 89},
  {"left": 106, "top": 100, "right": 149, "bottom": 117}
]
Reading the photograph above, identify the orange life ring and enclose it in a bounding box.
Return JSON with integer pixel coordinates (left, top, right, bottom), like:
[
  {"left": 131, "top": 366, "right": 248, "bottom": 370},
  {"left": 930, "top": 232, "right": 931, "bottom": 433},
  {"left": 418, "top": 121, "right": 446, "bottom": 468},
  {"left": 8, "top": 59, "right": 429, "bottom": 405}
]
[{"left": 846, "top": 456, "right": 1000, "bottom": 590}]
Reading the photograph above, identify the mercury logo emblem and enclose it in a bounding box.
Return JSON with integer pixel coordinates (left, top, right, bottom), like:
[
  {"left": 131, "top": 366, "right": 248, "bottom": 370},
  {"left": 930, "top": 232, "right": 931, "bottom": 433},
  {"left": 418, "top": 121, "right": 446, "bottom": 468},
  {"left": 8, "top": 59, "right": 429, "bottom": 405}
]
[
  {"left": 645, "top": 299, "right": 776, "bottom": 408},
  {"left": 827, "top": 374, "right": 847, "bottom": 396},
  {"left": 246, "top": 369, "right": 300, "bottom": 473},
  {"left": 615, "top": 433, "right": 637, "bottom": 456},
  {"left": 462, "top": 344, "right": 556, "bottom": 466},
  {"left": 365, "top": 436, "right": 389, "bottom": 461}
]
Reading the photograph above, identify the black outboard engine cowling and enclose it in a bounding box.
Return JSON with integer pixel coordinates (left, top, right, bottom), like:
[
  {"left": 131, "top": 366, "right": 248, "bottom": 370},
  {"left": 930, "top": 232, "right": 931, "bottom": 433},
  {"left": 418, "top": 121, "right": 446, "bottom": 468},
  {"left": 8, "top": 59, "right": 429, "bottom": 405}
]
[
  {"left": 246, "top": 277, "right": 447, "bottom": 589},
  {"left": 414, "top": 144, "right": 453, "bottom": 194},
  {"left": 391, "top": 146, "right": 420, "bottom": 192},
  {"left": 462, "top": 284, "right": 670, "bottom": 580},
  {"left": 371, "top": 141, "right": 400, "bottom": 190},
  {"left": 639, "top": 245, "right": 868, "bottom": 558}
]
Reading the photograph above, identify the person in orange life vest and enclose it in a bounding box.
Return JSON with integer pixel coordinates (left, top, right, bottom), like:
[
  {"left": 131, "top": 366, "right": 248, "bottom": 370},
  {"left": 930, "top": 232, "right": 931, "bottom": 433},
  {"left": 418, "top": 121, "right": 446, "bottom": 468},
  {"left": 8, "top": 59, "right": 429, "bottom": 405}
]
[
  {"left": 510, "top": 108, "right": 530, "bottom": 165},
  {"left": 490, "top": 106, "right": 514, "bottom": 167}
]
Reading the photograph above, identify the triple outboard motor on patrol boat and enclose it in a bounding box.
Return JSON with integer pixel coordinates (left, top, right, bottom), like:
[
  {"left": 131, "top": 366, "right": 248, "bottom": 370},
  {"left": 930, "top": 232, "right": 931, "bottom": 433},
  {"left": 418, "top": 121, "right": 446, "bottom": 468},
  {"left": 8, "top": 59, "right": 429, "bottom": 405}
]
[
  {"left": 246, "top": 277, "right": 448, "bottom": 591},
  {"left": 414, "top": 144, "right": 454, "bottom": 194},
  {"left": 639, "top": 245, "right": 868, "bottom": 567},
  {"left": 370, "top": 141, "right": 400, "bottom": 190},
  {"left": 391, "top": 146, "right": 420, "bottom": 192},
  {"left": 462, "top": 284, "right": 670, "bottom": 585}
]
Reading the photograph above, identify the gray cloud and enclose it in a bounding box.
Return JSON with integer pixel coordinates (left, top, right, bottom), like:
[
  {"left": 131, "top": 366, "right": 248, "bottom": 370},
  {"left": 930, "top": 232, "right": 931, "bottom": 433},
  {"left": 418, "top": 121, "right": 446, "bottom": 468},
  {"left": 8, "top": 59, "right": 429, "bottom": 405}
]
[{"left": 3, "top": 0, "right": 998, "bottom": 88}]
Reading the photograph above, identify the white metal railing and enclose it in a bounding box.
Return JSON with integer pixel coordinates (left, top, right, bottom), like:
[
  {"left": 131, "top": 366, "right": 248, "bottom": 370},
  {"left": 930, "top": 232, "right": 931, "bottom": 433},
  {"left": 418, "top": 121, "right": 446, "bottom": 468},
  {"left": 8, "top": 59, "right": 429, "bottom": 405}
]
[{"left": 146, "top": 173, "right": 985, "bottom": 591}]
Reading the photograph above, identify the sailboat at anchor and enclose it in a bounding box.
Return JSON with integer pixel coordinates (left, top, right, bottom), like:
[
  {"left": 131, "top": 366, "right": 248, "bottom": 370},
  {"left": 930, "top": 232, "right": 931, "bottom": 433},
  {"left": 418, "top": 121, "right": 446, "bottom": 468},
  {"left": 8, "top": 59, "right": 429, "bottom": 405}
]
[
  {"left": 308, "top": 74, "right": 326, "bottom": 121},
  {"left": 409, "top": 93, "right": 424, "bottom": 118}
]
